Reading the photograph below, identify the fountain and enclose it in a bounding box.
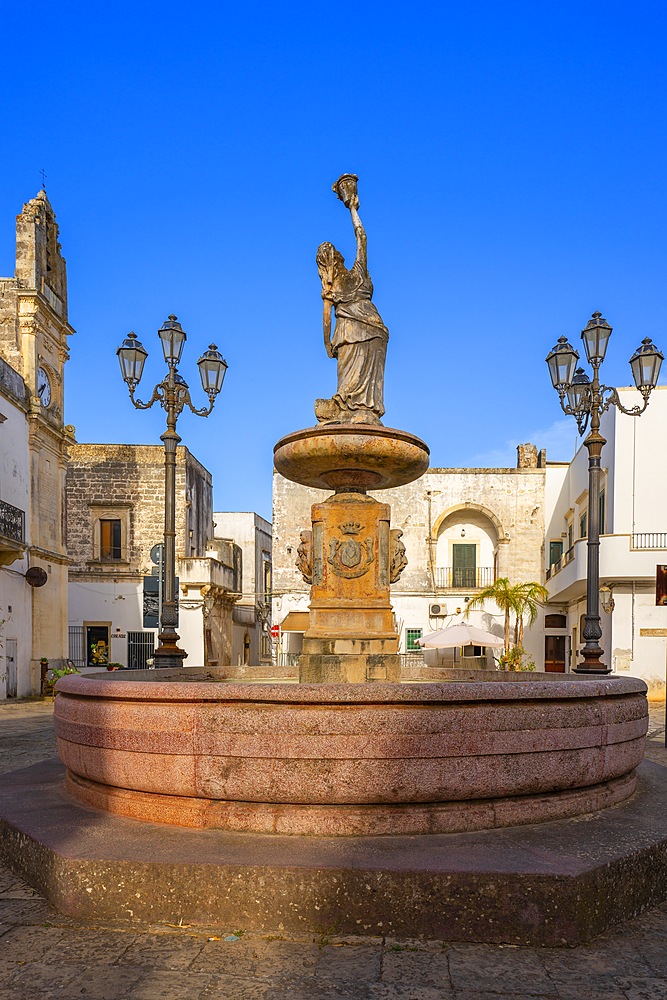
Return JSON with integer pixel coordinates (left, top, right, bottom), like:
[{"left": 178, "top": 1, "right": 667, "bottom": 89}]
[{"left": 1, "top": 176, "right": 663, "bottom": 946}]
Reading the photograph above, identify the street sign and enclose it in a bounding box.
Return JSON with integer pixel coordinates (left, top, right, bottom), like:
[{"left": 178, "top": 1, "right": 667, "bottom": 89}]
[
  {"left": 150, "top": 543, "right": 164, "bottom": 566},
  {"left": 143, "top": 575, "right": 160, "bottom": 628},
  {"left": 270, "top": 624, "right": 280, "bottom": 639},
  {"left": 143, "top": 575, "right": 179, "bottom": 629}
]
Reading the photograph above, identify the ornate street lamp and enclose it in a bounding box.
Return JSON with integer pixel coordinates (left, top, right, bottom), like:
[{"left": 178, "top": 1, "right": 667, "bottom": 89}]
[
  {"left": 117, "top": 315, "right": 228, "bottom": 669},
  {"left": 546, "top": 312, "right": 663, "bottom": 673}
]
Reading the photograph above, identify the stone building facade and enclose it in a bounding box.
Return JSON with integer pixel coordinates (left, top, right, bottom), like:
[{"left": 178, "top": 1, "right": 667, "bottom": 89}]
[
  {"left": 273, "top": 445, "right": 547, "bottom": 668},
  {"left": 0, "top": 191, "right": 74, "bottom": 697},
  {"left": 67, "top": 443, "right": 241, "bottom": 668}
]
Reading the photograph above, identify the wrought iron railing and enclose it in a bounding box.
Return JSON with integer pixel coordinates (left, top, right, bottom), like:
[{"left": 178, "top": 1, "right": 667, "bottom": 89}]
[
  {"left": 632, "top": 533, "right": 667, "bottom": 550},
  {"left": 0, "top": 499, "right": 25, "bottom": 543},
  {"left": 435, "top": 566, "right": 494, "bottom": 589}
]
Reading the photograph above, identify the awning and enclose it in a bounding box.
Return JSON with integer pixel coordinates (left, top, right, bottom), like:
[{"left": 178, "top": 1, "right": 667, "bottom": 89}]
[{"left": 280, "top": 611, "right": 310, "bottom": 632}]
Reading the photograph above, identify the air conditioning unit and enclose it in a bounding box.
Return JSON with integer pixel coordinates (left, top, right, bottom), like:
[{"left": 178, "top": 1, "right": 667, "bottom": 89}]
[{"left": 429, "top": 602, "right": 447, "bottom": 617}]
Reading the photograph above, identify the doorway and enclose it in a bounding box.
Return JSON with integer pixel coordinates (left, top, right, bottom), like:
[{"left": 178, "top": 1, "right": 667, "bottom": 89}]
[
  {"left": 6, "top": 639, "right": 17, "bottom": 697},
  {"left": 86, "top": 624, "right": 110, "bottom": 666},
  {"left": 452, "top": 544, "right": 476, "bottom": 588},
  {"left": 544, "top": 634, "right": 566, "bottom": 672}
]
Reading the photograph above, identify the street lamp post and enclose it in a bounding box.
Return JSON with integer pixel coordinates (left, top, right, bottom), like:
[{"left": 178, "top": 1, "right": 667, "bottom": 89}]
[
  {"left": 546, "top": 312, "right": 663, "bottom": 674},
  {"left": 117, "top": 315, "right": 227, "bottom": 669}
]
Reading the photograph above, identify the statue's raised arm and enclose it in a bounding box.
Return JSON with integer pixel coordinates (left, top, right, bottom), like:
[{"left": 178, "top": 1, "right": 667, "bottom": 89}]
[{"left": 314, "top": 175, "right": 389, "bottom": 426}]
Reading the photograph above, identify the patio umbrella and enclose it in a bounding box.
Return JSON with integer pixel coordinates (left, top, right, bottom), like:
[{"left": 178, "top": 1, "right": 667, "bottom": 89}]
[{"left": 416, "top": 622, "right": 505, "bottom": 648}]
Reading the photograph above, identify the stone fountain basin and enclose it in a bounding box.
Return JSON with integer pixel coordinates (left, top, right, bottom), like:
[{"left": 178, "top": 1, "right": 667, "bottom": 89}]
[
  {"left": 273, "top": 423, "right": 430, "bottom": 490},
  {"left": 54, "top": 672, "right": 647, "bottom": 836}
]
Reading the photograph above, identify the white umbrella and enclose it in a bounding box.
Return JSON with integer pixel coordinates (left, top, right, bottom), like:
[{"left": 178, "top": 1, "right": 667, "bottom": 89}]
[{"left": 416, "top": 622, "right": 505, "bottom": 649}]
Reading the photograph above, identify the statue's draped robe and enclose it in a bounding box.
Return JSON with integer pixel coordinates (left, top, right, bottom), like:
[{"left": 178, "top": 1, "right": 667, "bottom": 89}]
[{"left": 330, "top": 260, "right": 388, "bottom": 418}]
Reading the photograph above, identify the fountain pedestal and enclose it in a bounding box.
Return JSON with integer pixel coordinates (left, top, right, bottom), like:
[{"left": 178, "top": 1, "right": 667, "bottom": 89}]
[
  {"left": 302, "top": 491, "right": 399, "bottom": 682},
  {"left": 273, "top": 422, "right": 430, "bottom": 683}
]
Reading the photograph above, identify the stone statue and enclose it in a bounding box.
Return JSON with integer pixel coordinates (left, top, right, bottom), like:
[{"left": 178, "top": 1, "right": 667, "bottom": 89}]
[
  {"left": 315, "top": 174, "right": 388, "bottom": 425},
  {"left": 296, "top": 530, "right": 313, "bottom": 584},
  {"left": 389, "top": 529, "right": 408, "bottom": 583}
]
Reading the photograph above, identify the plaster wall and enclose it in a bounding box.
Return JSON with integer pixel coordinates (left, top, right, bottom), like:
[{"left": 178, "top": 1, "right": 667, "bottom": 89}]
[{"left": 0, "top": 366, "right": 31, "bottom": 697}]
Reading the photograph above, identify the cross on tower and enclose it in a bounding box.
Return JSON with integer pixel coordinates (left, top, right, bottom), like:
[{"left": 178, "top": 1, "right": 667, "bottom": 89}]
[{"left": 39, "top": 168, "right": 47, "bottom": 190}]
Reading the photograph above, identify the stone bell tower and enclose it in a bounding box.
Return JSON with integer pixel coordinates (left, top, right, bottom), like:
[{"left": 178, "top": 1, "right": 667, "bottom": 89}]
[{"left": 0, "top": 190, "right": 75, "bottom": 677}]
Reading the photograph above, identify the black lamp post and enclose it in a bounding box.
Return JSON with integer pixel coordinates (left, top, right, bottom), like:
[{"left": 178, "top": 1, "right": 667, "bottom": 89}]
[
  {"left": 117, "top": 316, "right": 227, "bottom": 669},
  {"left": 546, "top": 312, "right": 663, "bottom": 673}
]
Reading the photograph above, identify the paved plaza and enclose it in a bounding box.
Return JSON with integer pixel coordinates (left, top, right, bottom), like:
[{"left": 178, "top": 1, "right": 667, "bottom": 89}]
[{"left": 0, "top": 697, "right": 665, "bottom": 999}]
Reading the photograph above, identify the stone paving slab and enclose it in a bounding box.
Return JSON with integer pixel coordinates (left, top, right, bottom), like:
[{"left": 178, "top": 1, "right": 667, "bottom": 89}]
[{"left": 0, "top": 696, "right": 666, "bottom": 997}]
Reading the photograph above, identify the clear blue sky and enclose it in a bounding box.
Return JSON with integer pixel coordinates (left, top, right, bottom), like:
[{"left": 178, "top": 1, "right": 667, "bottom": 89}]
[{"left": 1, "top": 2, "right": 666, "bottom": 521}]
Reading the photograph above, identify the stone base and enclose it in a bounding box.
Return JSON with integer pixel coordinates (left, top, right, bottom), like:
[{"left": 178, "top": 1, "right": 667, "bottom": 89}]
[
  {"left": 2, "top": 759, "right": 667, "bottom": 946},
  {"left": 64, "top": 767, "right": 636, "bottom": 836},
  {"left": 299, "top": 651, "right": 399, "bottom": 683},
  {"left": 300, "top": 635, "right": 399, "bottom": 683}
]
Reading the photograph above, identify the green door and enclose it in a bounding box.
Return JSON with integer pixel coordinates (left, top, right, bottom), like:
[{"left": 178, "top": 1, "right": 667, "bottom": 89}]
[{"left": 452, "top": 544, "right": 476, "bottom": 588}]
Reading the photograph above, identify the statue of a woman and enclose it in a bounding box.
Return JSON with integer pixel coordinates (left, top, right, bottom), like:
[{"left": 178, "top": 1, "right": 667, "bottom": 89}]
[{"left": 315, "top": 175, "right": 388, "bottom": 425}]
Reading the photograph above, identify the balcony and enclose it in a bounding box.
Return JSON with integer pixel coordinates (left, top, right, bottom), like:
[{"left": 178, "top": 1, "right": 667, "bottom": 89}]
[
  {"left": 435, "top": 567, "right": 494, "bottom": 590},
  {"left": 178, "top": 556, "right": 240, "bottom": 593},
  {"left": 632, "top": 533, "right": 667, "bottom": 550},
  {"left": 546, "top": 547, "right": 574, "bottom": 580},
  {"left": 0, "top": 499, "right": 26, "bottom": 566}
]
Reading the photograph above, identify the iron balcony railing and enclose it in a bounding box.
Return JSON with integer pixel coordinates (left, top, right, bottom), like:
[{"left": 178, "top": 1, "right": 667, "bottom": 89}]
[
  {"left": 632, "top": 533, "right": 667, "bottom": 550},
  {"left": 435, "top": 566, "right": 495, "bottom": 589},
  {"left": 0, "top": 498, "right": 25, "bottom": 544}
]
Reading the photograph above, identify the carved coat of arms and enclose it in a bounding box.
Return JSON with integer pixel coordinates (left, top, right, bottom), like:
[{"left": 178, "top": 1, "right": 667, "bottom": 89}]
[{"left": 327, "top": 521, "right": 374, "bottom": 579}]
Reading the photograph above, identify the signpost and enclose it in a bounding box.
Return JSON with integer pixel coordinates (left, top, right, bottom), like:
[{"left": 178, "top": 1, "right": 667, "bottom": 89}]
[{"left": 144, "top": 544, "right": 178, "bottom": 631}]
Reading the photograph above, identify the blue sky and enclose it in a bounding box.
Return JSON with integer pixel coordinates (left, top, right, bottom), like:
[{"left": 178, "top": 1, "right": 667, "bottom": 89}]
[{"left": 1, "top": 2, "right": 665, "bottom": 520}]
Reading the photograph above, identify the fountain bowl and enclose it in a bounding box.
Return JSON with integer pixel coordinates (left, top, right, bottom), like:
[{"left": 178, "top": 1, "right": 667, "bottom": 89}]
[
  {"left": 54, "top": 670, "right": 647, "bottom": 836},
  {"left": 273, "top": 423, "right": 430, "bottom": 490}
]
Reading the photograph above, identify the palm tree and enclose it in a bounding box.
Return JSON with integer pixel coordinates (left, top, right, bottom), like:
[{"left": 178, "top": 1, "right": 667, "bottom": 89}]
[
  {"left": 466, "top": 578, "right": 549, "bottom": 656},
  {"left": 513, "top": 582, "right": 549, "bottom": 649},
  {"left": 465, "top": 578, "right": 522, "bottom": 655}
]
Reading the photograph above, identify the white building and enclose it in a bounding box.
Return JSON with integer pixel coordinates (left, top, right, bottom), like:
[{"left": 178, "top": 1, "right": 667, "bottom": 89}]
[
  {"left": 545, "top": 385, "right": 667, "bottom": 696},
  {"left": 213, "top": 512, "right": 272, "bottom": 666},
  {"left": 0, "top": 358, "right": 31, "bottom": 697}
]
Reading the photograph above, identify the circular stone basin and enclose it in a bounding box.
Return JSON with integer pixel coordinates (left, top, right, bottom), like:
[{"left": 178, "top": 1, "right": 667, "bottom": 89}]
[
  {"left": 273, "top": 424, "right": 430, "bottom": 490},
  {"left": 54, "top": 672, "right": 648, "bottom": 837}
]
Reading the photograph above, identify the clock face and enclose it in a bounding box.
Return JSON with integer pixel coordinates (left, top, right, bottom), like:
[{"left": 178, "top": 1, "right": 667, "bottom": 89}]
[{"left": 37, "top": 367, "right": 52, "bottom": 407}]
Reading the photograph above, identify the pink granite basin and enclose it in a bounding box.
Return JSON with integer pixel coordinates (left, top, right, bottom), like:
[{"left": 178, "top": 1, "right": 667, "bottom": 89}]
[{"left": 54, "top": 673, "right": 648, "bottom": 836}]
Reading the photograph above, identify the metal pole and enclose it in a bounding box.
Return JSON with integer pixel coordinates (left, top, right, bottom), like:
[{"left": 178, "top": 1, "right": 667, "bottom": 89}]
[
  {"left": 157, "top": 545, "right": 163, "bottom": 634},
  {"left": 153, "top": 366, "right": 187, "bottom": 669},
  {"left": 575, "top": 358, "right": 611, "bottom": 674}
]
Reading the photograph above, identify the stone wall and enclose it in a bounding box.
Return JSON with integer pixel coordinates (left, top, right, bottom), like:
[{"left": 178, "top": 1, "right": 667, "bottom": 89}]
[
  {"left": 67, "top": 444, "right": 213, "bottom": 581},
  {"left": 273, "top": 465, "right": 546, "bottom": 601}
]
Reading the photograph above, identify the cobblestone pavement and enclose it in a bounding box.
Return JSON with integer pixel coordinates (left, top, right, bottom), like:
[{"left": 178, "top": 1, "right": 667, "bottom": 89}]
[{"left": 0, "top": 697, "right": 666, "bottom": 999}]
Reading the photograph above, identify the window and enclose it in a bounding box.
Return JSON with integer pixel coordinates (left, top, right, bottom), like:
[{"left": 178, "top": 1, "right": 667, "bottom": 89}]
[
  {"left": 90, "top": 504, "right": 130, "bottom": 563},
  {"left": 599, "top": 490, "right": 606, "bottom": 534},
  {"left": 567, "top": 523, "right": 573, "bottom": 551},
  {"left": 406, "top": 628, "right": 423, "bottom": 651},
  {"left": 579, "top": 511, "right": 587, "bottom": 539},
  {"left": 261, "top": 552, "right": 272, "bottom": 605},
  {"left": 545, "top": 614, "right": 567, "bottom": 629},
  {"left": 100, "top": 518, "right": 122, "bottom": 560},
  {"left": 452, "top": 544, "right": 476, "bottom": 588},
  {"left": 549, "top": 541, "right": 563, "bottom": 566}
]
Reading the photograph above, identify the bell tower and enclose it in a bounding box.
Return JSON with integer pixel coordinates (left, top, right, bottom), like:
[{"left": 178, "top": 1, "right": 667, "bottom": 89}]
[{"left": 0, "top": 190, "right": 75, "bottom": 676}]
